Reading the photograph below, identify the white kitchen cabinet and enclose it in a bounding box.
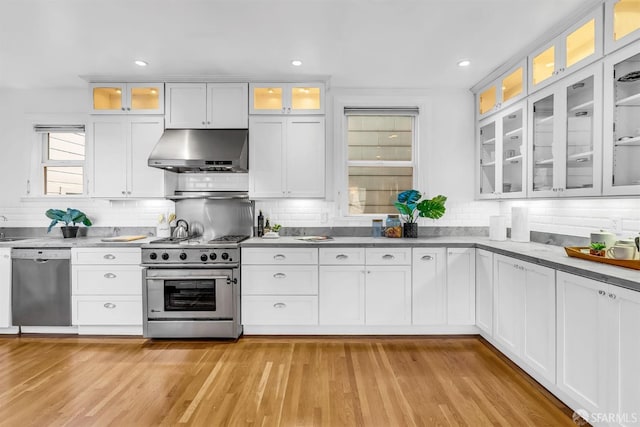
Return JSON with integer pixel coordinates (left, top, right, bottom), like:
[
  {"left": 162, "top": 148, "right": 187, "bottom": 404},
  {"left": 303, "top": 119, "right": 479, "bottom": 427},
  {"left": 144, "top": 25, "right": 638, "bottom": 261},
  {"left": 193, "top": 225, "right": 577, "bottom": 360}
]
[
  {"left": 411, "top": 248, "right": 446, "bottom": 325},
  {"left": 557, "top": 271, "right": 640, "bottom": 422},
  {"left": 0, "top": 248, "right": 11, "bottom": 329},
  {"left": 165, "top": 83, "right": 248, "bottom": 129},
  {"left": 604, "top": 0, "right": 640, "bottom": 54},
  {"left": 249, "top": 115, "right": 325, "bottom": 198},
  {"left": 475, "top": 249, "right": 493, "bottom": 336},
  {"left": 71, "top": 247, "right": 142, "bottom": 335},
  {"left": 249, "top": 82, "right": 324, "bottom": 115},
  {"left": 446, "top": 248, "right": 475, "bottom": 325},
  {"left": 91, "top": 116, "right": 165, "bottom": 198},
  {"left": 528, "top": 6, "right": 603, "bottom": 92},
  {"left": 90, "top": 82, "right": 164, "bottom": 115},
  {"left": 494, "top": 255, "right": 556, "bottom": 383},
  {"left": 603, "top": 40, "right": 640, "bottom": 196},
  {"left": 528, "top": 62, "right": 603, "bottom": 197},
  {"left": 319, "top": 265, "right": 365, "bottom": 325},
  {"left": 477, "top": 59, "right": 527, "bottom": 120},
  {"left": 478, "top": 102, "right": 527, "bottom": 199},
  {"left": 365, "top": 265, "right": 412, "bottom": 326}
]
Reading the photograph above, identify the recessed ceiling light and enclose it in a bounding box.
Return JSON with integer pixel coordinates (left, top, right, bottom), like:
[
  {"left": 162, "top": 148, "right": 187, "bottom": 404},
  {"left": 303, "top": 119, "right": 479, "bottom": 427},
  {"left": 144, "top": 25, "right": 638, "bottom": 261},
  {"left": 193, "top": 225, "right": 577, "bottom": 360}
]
[
  {"left": 457, "top": 59, "right": 471, "bottom": 67},
  {"left": 134, "top": 60, "right": 148, "bottom": 67},
  {"left": 291, "top": 59, "right": 303, "bottom": 67}
]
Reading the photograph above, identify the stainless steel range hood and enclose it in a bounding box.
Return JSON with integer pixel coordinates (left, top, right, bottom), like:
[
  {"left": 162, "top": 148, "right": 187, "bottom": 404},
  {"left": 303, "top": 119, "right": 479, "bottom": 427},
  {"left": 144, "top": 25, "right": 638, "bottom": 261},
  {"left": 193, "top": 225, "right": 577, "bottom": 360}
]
[{"left": 148, "top": 129, "right": 248, "bottom": 173}]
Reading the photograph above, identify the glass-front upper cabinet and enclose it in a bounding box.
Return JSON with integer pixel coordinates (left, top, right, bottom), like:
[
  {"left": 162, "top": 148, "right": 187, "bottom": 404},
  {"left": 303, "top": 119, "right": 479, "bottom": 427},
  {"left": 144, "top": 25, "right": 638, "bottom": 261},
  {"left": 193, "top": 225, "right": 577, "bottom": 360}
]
[
  {"left": 90, "top": 83, "right": 164, "bottom": 115},
  {"left": 529, "top": 6, "right": 603, "bottom": 92},
  {"left": 603, "top": 40, "right": 640, "bottom": 195},
  {"left": 250, "top": 83, "right": 324, "bottom": 114},
  {"left": 605, "top": 0, "right": 640, "bottom": 53},
  {"left": 477, "top": 60, "right": 526, "bottom": 119},
  {"left": 529, "top": 63, "right": 603, "bottom": 197},
  {"left": 478, "top": 102, "right": 527, "bottom": 199}
]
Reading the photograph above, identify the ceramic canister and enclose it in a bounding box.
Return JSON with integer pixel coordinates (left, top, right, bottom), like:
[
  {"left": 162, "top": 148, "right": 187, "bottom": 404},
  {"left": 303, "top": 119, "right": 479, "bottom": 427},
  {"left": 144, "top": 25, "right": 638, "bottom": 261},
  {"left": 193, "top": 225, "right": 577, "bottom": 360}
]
[{"left": 590, "top": 231, "right": 616, "bottom": 249}]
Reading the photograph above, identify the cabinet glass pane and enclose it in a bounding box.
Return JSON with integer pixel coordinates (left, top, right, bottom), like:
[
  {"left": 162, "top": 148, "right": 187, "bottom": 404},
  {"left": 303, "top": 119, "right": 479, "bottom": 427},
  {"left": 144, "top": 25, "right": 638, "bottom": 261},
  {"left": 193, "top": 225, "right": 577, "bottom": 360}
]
[
  {"left": 93, "top": 87, "right": 123, "bottom": 110},
  {"left": 532, "top": 95, "right": 554, "bottom": 191},
  {"left": 347, "top": 116, "right": 412, "bottom": 161},
  {"left": 566, "top": 19, "right": 595, "bottom": 68},
  {"left": 566, "top": 76, "right": 595, "bottom": 189},
  {"left": 612, "top": 52, "right": 640, "bottom": 187},
  {"left": 533, "top": 46, "right": 555, "bottom": 85},
  {"left": 502, "top": 68, "right": 523, "bottom": 103},
  {"left": 502, "top": 110, "right": 523, "bottom": 193},
  {"left": 130, "top": 86, "right": 160, "bottom": 110},
  {"left": 614, "top": 0, "right": 640, "bottom": 41},
  {"left": 480, "top": 121, "right": 496, "bottom": 195},
  {"left": 479, "top": 86, "right": 496, "bottom": 114},
  {"left": 291, "top": 86, "right": 321, "bottom": 110},
  {"left": 348, "top": 166, "right": 413, "bottom": 214},
  {"left": 253, "top": 87, "right": 283, "bottom": 110}
]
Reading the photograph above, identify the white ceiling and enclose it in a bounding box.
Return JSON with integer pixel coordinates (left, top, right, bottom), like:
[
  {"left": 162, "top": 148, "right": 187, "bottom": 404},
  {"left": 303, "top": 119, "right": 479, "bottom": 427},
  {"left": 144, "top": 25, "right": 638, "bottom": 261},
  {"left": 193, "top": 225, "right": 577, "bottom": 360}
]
[{"left": 0, "top": 0, "right": 597, "bottom": 90}]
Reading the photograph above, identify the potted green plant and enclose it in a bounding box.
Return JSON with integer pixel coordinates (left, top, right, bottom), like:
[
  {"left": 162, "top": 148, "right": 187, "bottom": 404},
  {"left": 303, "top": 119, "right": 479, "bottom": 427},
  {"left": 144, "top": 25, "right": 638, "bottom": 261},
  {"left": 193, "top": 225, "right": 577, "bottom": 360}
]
[
  {"left": 45, "top": 208, "right": 92, "bottom": 238},
  {"left": 589, "top": 241, "right": 606, "bottom": 257},
  {"left": 394, "top": 190, "right": 447, "bottom": 238}
]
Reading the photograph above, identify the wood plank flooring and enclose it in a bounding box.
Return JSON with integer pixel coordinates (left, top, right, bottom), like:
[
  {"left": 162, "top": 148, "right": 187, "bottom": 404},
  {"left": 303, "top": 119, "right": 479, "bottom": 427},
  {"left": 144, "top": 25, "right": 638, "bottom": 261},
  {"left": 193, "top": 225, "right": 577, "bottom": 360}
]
[{"left": 0, "top": 336, "right": 577, "bottom": 426}]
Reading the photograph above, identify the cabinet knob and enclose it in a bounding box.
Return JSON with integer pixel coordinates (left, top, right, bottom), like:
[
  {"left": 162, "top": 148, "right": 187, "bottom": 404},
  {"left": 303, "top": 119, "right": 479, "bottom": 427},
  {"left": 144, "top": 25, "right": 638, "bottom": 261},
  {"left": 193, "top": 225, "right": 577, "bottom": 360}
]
[
  {"left": 287, "top": 107, "right": 291, "bottom": 113},
  {"left": 127, "top": 191, "right": 131, "bottom": 195},
  {"left": 121, "top": 107, "right": 125, "bottom": 111},
  {"left": 103, "top": 303, "right": 116, "bottom": 309},
  {"left": 202, "top": 121, "right": 206, "bottom": 125},
  {"left": 273, "top": 273, "right": 287, "bottom": 279},
  {"left": 104, "top": 273, "right": 117, "bottom": 279},
  {"left": 273, "top": 302, "right": 287, "bottom": 309},
  {"left": 282, "top": 107, "right": 286, "bottom": 113},
  {"left": 608, "top": 293, "right": 617, "bottom": 299},
  {"left": 207, "top": 121, "right": 211, "bottom": 124},
  {"left": 598, "top": 290, "right": 606, "bottom": 296},
  {"left": 126, "top": 107, "right": 131, "bottom": 111},
  {"left": 122, "top": 191, "right": 126, "bottom": 195},
  {"left": 421, "top": 255, "right": 433, "bottom": 261}
]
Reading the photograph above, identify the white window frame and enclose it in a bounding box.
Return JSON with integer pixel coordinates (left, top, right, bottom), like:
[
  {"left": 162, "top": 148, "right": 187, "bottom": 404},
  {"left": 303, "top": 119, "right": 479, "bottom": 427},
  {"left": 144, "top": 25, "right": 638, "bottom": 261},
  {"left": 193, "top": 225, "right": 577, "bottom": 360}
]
[{"left": 333, "top": 93, "right": 428, "bottom": 219}]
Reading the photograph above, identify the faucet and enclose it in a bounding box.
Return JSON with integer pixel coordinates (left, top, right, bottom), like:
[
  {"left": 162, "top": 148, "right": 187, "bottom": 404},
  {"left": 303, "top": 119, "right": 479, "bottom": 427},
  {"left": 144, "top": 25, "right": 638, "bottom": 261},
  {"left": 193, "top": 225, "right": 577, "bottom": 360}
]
[{"left": 0, "top": 215, "right": 6, "bottom": 239}]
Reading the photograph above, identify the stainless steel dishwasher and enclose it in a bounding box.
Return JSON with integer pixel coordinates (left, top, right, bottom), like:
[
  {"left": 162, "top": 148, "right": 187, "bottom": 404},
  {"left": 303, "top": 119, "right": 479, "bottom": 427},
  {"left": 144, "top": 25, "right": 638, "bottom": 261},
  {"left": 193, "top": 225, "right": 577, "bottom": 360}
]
[{"left": 12, "top": 248, "right": 71, "bottom": 327}]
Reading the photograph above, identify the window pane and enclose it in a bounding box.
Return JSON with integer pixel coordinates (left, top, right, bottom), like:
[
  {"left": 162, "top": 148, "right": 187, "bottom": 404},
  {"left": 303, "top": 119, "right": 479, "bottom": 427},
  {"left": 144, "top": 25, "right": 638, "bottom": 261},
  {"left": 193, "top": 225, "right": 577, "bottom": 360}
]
[
  {"left": 47, "top": 132, "right": 85, "bottom": 161},
  {"left": 348, "top": 166, "right": 413, "bottom": 214},
  {"left": 44, "top": 166, "right": 83, "bottom": 195},
  {"left": 347, "top": 115, "right": 412, "bottom": 161}
]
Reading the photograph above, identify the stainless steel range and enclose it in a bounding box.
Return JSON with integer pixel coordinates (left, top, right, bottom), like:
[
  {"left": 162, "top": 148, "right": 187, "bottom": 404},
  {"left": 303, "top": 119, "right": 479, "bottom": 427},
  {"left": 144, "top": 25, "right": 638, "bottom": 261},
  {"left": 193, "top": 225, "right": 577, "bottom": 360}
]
[{"left": 142, "top": 235, "right": 249, "bottom": 339}]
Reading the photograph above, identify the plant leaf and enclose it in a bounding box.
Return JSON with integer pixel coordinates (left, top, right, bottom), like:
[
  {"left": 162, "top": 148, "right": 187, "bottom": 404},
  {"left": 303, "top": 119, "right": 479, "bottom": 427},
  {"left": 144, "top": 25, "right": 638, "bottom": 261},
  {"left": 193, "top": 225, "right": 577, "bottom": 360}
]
[
  {"left": 397, "top": 189, "right": 421, "bottom": 204},
  {"left": 417, "top": 195, "right": 447, "bottom": 220},
  {"left": 394, "top": 202, "right": 413, "bottom": 216},
  {"left": 45, "top": 209, "right": 66, "bottom": 220}
]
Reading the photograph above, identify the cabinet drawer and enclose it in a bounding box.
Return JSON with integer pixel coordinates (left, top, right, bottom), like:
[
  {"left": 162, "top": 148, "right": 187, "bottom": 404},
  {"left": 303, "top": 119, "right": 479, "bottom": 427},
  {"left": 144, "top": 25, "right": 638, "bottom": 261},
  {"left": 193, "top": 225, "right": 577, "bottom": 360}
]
[
  {"left": 319, "top": 248, "right": 365, "bottom": 265},
  {"left": 72, "top": 248, "right": 141, "bottom": 265},
  {"left": 242, "top": 265, "right": 318, "bottom": 295},
  {"left": 73, "top": 296, "right": 142, "bottom": 326},
  {"left": 366, "top": 247, "right": 412, "bottom": 265},
  {"left": 242, "top": 247, "right": 318, "bottom": 265},
  {"left": 242, "top": 296, "right": 318, "bottom": 325},
  {"left": 73, "top": 266, "right": 142, "bottom": 295}
]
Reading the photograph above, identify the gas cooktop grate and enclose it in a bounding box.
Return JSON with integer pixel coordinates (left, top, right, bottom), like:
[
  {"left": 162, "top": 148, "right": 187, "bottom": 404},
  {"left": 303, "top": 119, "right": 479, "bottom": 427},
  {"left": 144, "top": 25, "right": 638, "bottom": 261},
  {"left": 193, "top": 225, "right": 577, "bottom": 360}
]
[{"left": 208, "top": 235, "right": 250, "bottom": 244}]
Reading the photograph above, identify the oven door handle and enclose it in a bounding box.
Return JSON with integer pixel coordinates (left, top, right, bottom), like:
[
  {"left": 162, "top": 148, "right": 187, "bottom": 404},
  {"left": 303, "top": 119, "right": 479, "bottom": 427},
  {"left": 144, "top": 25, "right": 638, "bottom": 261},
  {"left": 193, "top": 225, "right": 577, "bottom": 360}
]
[{"left": 147, "top": 275, "right": 230, "bottom": 281}]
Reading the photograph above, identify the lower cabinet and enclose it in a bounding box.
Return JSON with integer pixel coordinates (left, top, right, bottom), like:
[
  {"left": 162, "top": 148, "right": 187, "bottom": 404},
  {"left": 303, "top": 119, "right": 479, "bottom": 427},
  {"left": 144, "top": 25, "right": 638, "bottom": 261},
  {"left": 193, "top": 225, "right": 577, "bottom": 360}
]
[
  {"left": 447, "top": 248, "right": 476, "bottom": 325},
  {"left": 319, "top": 265, "right": 365, "bottom": 325},
  {"left": 493, "top": 254, "right": 556, "bottom": 383},
  {"left": 412, "top": 248, "right": 446, "bottom": 325},
  {"left": 71, "top": 247, "right": 142, "bottom": 335},
  {"left": 475, "top": 249, "right": 493, "bottom": 336},
  {"left": 0, "top": 248, "right": 13, "bottom": 330},
  {"left": 557, "top": 271, "right": 640, "bottom": 422}
]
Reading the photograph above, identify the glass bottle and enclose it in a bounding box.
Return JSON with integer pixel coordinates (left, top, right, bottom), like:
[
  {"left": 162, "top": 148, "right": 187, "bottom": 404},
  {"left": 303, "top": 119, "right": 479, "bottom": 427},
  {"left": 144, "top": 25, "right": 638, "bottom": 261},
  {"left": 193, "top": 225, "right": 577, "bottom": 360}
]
[
  {"left": 385, "top": 214, "right": 402, "bottom": 238},
  {"left": 372, "top": 219, "right": 383, "bottom": 238}
]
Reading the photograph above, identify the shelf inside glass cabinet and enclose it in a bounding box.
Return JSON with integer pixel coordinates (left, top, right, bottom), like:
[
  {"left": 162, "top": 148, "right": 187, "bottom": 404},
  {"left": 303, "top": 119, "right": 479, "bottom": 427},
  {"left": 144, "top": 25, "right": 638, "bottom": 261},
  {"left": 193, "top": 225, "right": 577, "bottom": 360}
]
[
  {"left": 615, "top": 136, "right": 640, "bottom": 146},
  {"left": 616, "top": 92, "right": 640, "bottom": 106}
]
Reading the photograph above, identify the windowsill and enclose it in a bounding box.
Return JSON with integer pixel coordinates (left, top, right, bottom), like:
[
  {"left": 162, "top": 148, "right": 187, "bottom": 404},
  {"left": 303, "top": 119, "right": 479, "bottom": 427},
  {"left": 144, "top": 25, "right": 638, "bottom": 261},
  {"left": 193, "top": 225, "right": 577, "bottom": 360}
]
[{"left": 20, "top": 195, "right": 91, "bottom": 202}]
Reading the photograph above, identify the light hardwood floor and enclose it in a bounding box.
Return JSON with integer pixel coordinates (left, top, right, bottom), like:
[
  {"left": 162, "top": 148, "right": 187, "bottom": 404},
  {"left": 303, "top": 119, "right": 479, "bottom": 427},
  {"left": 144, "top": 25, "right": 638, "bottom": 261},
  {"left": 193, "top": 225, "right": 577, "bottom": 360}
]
[{"left": 0, "top": 336, "right": 577, "bottom": 426}]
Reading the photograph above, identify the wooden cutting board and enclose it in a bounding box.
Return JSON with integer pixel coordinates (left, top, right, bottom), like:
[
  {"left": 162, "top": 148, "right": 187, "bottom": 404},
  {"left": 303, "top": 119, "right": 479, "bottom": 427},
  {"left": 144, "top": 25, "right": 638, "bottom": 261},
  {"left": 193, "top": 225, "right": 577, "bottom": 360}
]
[{"left": 100, "top": 235, "right": 147, "bottom": 242}]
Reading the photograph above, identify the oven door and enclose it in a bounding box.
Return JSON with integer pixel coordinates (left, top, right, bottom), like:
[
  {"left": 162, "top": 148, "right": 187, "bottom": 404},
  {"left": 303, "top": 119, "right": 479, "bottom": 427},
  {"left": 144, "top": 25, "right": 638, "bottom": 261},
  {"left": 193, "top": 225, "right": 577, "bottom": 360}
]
[{"left": 145, "top": 268, "right": 234, "bottom": 320}]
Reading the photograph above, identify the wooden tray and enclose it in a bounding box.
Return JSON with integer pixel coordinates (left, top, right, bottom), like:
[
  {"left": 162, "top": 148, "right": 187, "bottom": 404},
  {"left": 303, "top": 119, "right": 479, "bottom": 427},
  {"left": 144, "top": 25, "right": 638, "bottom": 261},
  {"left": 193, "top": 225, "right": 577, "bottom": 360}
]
[
  {"left": 565, "top": 247, "right": 640, "bottom": 270},
  {"left": 100, "top": 235, "right": 147, "bottom": 242}
]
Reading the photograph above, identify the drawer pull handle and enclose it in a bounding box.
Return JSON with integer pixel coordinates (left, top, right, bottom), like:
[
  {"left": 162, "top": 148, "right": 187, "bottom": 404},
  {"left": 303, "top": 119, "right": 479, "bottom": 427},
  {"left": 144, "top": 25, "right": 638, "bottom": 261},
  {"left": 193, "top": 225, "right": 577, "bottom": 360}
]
[
  {"left": 103, "top": 303, "right": 116, "bottom": 309},
  {"left": 104, "top": 273, "right": 117, "bottom": 279},
  {"left": 273, "top": 254, "right": 286, "bottom": 260},
  {"left": 336, "top": 254, "right": 348, "bottom": 260},
  {"left": 382, "top": 254, "right": 395, "bottom": 260},
  {"left": 104, "top": 254, "right": 116, "bottom": 260},
  {"left": 273, "top": 273, "right": 287, "bottom": 279},
  {"left": 421, "top": 255, "right": 433, "bottom": 261},
  {"left": 273, "top": 303, "right": 287, "bottom": 309}
]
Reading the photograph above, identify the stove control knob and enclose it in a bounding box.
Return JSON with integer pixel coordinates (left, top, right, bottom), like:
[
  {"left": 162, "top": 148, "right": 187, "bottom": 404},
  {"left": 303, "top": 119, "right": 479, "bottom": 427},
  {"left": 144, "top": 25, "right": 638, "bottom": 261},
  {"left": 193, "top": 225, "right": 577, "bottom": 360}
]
[
  {"left": 200, "top": 254, "right": 208, "bottom": 262},
  {"left": 221, "top": 252, "right": 229, "bottom": 260},
  {"left": 209, "top": 253, "right": 217, "bottom": 260},
  {"left": 149, "top": 252, "right": 157, "bottom": 260},
  {"left": 180, "top": 252, "right": 187, "bottom": 261},
  {"left": 161, "top": 253, "right": 169, "bottom": 261}
]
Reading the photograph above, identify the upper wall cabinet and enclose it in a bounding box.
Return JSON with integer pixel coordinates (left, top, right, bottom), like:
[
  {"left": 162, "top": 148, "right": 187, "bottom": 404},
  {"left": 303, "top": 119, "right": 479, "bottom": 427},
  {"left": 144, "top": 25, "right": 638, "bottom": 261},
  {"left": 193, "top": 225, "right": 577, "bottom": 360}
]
[
  {"left": 528, "top": 62, "right": 603, "bottom": 198},
  {"left": 477, "top": 60, "right": 526, "bottom": 119},
  {"left": 529, "top": 6, "right": 603, "bottom": 93},
  {"left": 165, "top": 83, "right": 248, "bottom": 129},
  {"left": 605, "top": 0, "right": 640, "bottom": 54},
  {"left": 603, "top": 40, "right": 640, "bottom": 195},
  {"left": 249, "top": 83, "right": 325, "bottom": 115},
  {"left": 90, "top": 83, "right": 164, "bottom": 115}
]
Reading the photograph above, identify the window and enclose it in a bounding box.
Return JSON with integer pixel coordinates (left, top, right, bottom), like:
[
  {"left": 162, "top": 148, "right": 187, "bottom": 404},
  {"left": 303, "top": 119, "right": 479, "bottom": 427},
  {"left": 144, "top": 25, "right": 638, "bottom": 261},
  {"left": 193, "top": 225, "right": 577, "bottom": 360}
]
[
  {"left": 345, "top": 108, "right": 417, "bottom": 214},
  {"left": 35, "top": 125, "right": 86, "bottom": 195}
]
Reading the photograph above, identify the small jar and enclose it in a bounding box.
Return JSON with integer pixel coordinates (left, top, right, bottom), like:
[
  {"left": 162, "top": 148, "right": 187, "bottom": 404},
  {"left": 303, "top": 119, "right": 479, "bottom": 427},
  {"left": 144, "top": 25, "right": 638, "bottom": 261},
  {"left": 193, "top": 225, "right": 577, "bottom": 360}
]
[
  {"left": 371, "top": 219, "right": 383, "bottom": 238},
  {"left": 385, "top": 214, "right": 402, "bottom": 238}
]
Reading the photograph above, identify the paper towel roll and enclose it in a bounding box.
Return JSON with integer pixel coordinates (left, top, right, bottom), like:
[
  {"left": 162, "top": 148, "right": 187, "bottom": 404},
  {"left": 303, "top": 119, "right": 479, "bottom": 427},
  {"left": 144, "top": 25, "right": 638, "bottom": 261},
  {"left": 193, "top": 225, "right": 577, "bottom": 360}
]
[
  {"left": 511, "top": 207, "right": 530, "bottom": 242},
  {"left": 490, "top": 216, "right": 507, "bottom": 241}
]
